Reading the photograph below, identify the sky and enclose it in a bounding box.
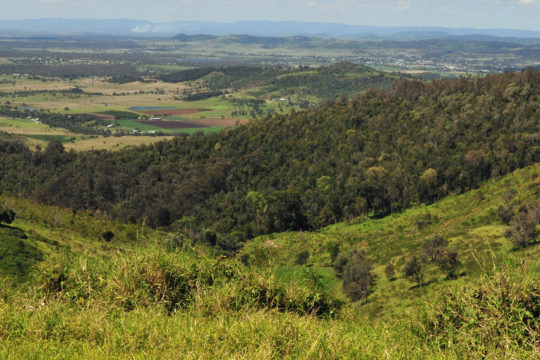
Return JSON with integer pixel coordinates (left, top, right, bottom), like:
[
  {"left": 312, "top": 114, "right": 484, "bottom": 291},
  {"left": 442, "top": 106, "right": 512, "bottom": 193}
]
[{"left": 1, "top": 0, "right": 540, "bottom": 31}]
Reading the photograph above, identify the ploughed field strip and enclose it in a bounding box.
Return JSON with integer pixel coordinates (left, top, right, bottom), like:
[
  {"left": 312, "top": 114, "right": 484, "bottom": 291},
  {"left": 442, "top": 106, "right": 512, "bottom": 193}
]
[
  {"left": 135, "top": 120, "right": 208, "bottom": 129},
  {"left": 187, "top": 118, "right": 244, "bottom": 127},
  {"left": 139, "top": 108, "right": 212, "bottom": 116}
]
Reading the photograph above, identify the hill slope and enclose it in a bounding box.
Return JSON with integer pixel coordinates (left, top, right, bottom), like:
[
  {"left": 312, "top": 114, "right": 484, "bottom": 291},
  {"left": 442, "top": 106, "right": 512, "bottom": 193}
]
[
  {"left": 0, "top": 164, "right": 538, "bottom": 358},
  {"left": 0, "top": 69, "right": 538, "bottom": 238},
  {"left": 159, "top": 62, "right": 399, "bottom": 101}
]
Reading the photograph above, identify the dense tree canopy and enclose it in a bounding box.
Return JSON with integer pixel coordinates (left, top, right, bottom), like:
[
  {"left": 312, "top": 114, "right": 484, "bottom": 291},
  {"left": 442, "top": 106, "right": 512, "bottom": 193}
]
[{"left": 0, "top": 69, "right": 538, "bottom": 238}]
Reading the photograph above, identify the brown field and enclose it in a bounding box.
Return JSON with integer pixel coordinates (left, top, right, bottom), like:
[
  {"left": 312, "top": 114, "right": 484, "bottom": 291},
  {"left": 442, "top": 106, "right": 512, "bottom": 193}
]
[
  {"left": 76, "top": 78, "right": 188, "bottom": 95},
  {"left": 0, "top": 121, "right": 72, "bottom": 136},
  {"left": 140, "top": 108, "right": 212, "bottom": 116},
  {"left": 64, "top": 135, "right": 174, "bottom": 152},
  {"left": 187, "top": 117, "right": 249, "bottom": 127},
  {"left": 136, "top": 120, "right": 207, "bottom": 129},
  {"left": 29, "top": 94, "right": 176, "bottom": 112}
]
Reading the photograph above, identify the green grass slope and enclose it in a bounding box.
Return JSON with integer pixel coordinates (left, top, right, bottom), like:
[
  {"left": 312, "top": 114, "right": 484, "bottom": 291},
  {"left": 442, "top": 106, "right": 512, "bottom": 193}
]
[
  {"left": 0, "top": 164, "right": 538, "bottom": 359},
  {"left": 242, "top": 163, "right": 540, "bottom": 319},
  {"left": 0, "top": 226, "right": 43, "bottom": 280}
]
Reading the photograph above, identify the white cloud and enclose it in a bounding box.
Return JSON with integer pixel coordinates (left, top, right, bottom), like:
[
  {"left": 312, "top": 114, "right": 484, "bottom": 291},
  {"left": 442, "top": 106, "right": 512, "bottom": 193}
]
[{"left": 395, "top": 1, "right": 411, "bottom": 11}]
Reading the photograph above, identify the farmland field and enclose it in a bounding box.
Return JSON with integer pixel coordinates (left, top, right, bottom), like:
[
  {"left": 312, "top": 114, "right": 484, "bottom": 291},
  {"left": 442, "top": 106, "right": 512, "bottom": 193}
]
[
  {"left": 0, "top": 73, "right": 302, "bottom": 141},
  {"left": 138, "top": 108, "right": 212, "bottom": 116},
  {"left": 0, "top": 41, "right": 412, "bottom": 149},
  {"left": 135, "top": 120, "right": 206, "bottom": 129}
]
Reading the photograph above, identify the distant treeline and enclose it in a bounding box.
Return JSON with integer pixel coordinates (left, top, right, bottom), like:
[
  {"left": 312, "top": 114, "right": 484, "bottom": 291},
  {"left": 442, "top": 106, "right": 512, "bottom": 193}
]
[
  {"left": 0, "top": 64, "right": 139, "bottom": 79},
  {"left": 0, "top": 70, "right": 538, "bottom": 239},
  {"left": 181, "top": 90, "right": 227, "bottom": 101},
  {"left": 158, "top": 66, "right": 266, "bottom": 83},
  {"left": 0, "top": 88, "right": 103, "bottom": 97}
]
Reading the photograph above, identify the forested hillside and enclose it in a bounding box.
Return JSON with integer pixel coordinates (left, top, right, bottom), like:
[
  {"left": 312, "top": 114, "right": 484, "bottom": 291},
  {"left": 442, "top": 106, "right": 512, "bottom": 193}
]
[{"left": 0, "top": 69, "right": 539, "bottom": 242}]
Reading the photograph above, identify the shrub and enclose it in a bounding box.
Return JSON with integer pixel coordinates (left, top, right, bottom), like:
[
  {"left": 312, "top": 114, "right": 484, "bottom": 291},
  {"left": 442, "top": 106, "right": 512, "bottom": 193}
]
[
  {"left": 153, "top": 207, "right": 172, "bottom": 227},
  {"left": 163, "top": 233, "right": 189, "bottom": 251},
  {"left": 403, "top": 256, "right": 425, "bottom": 286},
  {"left": 334, "top": 249, "right": 374, "bottom": 301},
  {"left": 415, "top": 212, "right": 437, "bottom": 231},
  {"left": 101, "top": 231, "right": 114, "bottom": 242},
  {"left": 202, "top": 229, "right": 217, "bottom": 246},
  {"left": 384, "top": 263, "right": 396, "bottom": 280},
  {"left": 216, "top": 234, "right": 241, "bottom": 253},
  {"left": 326, "top": 240, "right": 340, "bottom": 263},
  {"left": 497, "top": 204, "right": 514, "bottom": 225},
  {"left": 332, "top": 252, "right": 349, "bottom": 277},
  {"left": 233, "top": 274, "right": 343, "bottom": 317},
  {"left": 0, "top": 207, "right": 16, "bottom": 225},
  {"left": 505, "top": 201, "right": 539, "bottom": 248},
  {"left": 437, "top": 249, "right": 460, "bottom": 279},
  {"left": 239, "top": 253, "right": 250, "bottom": 266},
  {"left": 421, "top": 235, "right": 448, "bottom": 261},
  {"left": 295, "top": 250, "right": 310, "bottom": 265},
  {"left": 343, "top": 257, "right": 374, "bottom": 301},
  {"left": 39, "top": 264, "right": 67, "bottom": 295},
  {"left": 171, "top": 216, "right": 200, "bottom": 238}
]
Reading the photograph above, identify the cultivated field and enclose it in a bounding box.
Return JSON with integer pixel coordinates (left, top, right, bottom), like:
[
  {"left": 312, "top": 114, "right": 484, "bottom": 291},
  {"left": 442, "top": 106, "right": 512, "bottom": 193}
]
[
  {"left": 139, "top": 108, "right": 212, "bottom": 116},
  {"left": 135, "top": 120, "right": 205, "bottom": 129}
]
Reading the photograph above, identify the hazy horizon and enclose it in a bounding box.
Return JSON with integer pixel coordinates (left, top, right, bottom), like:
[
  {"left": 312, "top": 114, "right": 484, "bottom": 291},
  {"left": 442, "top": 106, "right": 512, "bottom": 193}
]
[
  {"left": 1, "top": 18, "right": 539, "bottom": 32},
  {"left": 2, "top": 1, "right": 540, "bottom": 31}
]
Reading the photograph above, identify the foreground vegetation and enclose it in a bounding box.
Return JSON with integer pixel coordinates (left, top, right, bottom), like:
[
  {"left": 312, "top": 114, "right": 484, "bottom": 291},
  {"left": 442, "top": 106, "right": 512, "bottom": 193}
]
[{"left": 0, "top": 163, "right": 538, "bottom": 358}]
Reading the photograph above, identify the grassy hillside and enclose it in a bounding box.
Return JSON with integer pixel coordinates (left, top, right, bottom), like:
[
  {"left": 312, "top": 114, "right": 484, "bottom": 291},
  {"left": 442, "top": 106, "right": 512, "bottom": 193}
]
[
  {"left": 241, "top": 163, "right": 540, "bottom": 320},
  {"left": 0, "top": 164, "right": 538, "bottom": 358}
]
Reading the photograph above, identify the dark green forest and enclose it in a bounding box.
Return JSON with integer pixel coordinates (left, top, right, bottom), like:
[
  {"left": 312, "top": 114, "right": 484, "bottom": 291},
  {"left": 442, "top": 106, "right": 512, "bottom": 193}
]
[{"left": 1, "top": 69, "right": 539, "bottom": 241}]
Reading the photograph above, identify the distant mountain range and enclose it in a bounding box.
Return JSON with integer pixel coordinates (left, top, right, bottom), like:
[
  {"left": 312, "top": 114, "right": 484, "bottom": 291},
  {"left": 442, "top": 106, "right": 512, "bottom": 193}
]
[{"left": 1, "top": 19, "right": 540, "bottom": 40}]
